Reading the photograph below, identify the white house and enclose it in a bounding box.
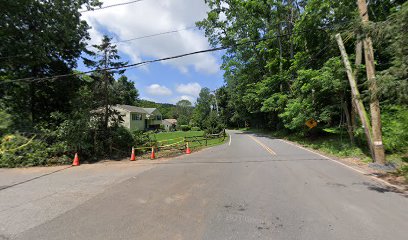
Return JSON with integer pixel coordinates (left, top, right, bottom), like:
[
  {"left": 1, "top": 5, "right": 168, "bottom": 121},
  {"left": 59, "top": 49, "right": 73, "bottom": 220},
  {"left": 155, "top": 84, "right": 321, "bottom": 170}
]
[{"left": 113, "top": 105, "right": 163, "bottom": 131}]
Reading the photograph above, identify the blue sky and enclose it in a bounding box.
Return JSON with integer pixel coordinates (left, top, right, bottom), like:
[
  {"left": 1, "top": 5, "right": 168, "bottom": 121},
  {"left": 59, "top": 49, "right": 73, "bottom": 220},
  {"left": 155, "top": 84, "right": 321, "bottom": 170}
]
[{"left": 78, "top": 0, "right": 225, "bottom": 105}]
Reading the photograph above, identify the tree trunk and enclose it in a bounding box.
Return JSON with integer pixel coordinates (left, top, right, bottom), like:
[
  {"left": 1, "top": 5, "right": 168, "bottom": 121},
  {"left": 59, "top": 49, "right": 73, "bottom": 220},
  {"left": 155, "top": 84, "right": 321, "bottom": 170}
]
[
  {"left": 343, "top": 102, "right": 354, "bottom": 145},
  {"left": 357, "top": 0, "right": 386, "bottom": 164},
  {"left": 336, "top": 34, "right": 375, "bottom": 160},
  {"left": 277, "top": 22, "right": 283, "bottom": 74},
  {"left": 351, "top": 40, "right": 363, "bottom": 134},
  {"left": 288, "top": 0, "right": 295, "bottom": 83}
]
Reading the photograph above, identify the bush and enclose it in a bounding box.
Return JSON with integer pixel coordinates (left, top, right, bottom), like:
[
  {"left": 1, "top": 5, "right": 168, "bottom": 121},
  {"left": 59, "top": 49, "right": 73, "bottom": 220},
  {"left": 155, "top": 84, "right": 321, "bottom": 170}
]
[
  {"left": 179, "top": 125, "right": 191, "bottom": 131},
  {"left": 111, "top": 126, "right": 134, "bottom": 152},
  {"left": 191, "top": 127, "right": 200, "bottom": 131},
  {"left": 0, "top": 134, "right": 49, "bottom": 167},
  {"left": 132, "top": 130, "right": 151, "bottom": 147}
]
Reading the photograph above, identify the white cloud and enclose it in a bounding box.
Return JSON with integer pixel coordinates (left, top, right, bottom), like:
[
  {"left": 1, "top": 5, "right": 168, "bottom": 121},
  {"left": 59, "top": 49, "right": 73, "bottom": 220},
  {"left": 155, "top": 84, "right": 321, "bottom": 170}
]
[
  {"left": 86, "top": 21, "right": 104, "bottom": 46},
  {"left": 81, "top": 0, "right": 220, "bottom": 74},
  {"left": 176, "top": 82, "right": 201, "bottom": 97},
  {"left": 146, "top": 84, "right": 172, "bottom": 96}
]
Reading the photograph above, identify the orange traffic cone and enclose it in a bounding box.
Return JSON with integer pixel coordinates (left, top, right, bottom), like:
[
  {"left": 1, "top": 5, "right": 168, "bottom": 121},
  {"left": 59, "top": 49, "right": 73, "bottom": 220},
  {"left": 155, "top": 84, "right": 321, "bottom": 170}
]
[
  {"left": 150, "top": 147, "right": 155, "bottom": 159},
  {"left": 72, "top": 153, "right": 80, "bottom": 166},
  {"left": 186, "top": 142, "right": 191, "bottom": 154},
  {"left": 130, "top": 147, "right": 136, "bottom": 161}
]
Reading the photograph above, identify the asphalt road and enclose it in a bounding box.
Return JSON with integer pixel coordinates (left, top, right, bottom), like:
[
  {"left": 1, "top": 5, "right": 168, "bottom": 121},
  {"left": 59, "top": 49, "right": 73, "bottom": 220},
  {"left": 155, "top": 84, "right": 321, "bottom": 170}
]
[{"left": 3, "top": 130, "right": 408, "bottom": 240}]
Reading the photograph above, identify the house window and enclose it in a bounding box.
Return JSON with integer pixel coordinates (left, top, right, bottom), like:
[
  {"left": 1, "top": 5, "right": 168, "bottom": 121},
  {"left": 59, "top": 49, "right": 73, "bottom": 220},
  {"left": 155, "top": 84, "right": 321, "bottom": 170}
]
[
  {"left": 132, "top": 113, "right": 142, "bottom": 121},
  {"left": 156, "top": 115, "right": 162, "bottom": 120}
]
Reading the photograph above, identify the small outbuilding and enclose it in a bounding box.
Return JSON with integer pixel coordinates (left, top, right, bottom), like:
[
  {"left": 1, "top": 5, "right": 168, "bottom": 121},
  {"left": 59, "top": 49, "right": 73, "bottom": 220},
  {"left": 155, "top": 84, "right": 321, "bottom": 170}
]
[{"left": 162, "top": 119, "right": 177, "bottom": 131}]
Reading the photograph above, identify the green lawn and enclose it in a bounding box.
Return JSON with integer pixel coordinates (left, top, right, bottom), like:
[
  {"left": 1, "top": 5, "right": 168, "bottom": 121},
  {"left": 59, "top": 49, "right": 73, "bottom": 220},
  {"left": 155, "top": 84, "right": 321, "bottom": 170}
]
[{"left": 151, "top": 131, "right": 204, "bottom": 142}]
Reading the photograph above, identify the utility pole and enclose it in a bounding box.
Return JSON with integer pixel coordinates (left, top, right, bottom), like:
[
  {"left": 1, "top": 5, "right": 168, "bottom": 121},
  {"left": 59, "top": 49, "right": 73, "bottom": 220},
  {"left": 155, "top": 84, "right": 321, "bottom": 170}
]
[
  {"left": 351, "top": 40, "right": 363, "bottom": 137},
  {"left": 336, "top": 34, "right": 375, "bottom": 160},
  {"left": 357, "top": 0, "right": 386, "bottom": 164}
]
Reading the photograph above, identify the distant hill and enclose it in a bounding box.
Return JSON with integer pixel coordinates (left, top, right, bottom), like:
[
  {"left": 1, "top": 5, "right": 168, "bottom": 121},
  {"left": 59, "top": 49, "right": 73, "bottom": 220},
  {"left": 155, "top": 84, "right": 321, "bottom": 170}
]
[{"left": 136, "top": 100, "right": 176, "bottom": 119}]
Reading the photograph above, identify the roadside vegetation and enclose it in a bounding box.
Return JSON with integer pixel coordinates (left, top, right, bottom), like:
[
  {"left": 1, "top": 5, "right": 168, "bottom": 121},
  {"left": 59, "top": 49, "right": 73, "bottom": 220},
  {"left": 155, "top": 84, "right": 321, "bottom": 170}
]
[{"left": 198, "top": 0, "right": 408, "bottom": 181}]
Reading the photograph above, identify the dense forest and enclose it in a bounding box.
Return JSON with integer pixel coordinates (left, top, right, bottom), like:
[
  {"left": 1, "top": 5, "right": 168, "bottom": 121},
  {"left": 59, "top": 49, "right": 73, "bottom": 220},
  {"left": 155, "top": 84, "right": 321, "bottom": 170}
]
[{"left": 0, "top": 0, "right": 407, "bottom": 172}]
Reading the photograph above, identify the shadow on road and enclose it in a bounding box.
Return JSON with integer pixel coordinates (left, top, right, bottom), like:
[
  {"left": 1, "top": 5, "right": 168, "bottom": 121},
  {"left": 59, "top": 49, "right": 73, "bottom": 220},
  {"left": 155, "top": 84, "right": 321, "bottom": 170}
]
[
  {"left": 0, "top": 166, "right": 72, "bottom": 192},
  {"left": 353, "top": 182, "right": 407, "bottom": 198}
]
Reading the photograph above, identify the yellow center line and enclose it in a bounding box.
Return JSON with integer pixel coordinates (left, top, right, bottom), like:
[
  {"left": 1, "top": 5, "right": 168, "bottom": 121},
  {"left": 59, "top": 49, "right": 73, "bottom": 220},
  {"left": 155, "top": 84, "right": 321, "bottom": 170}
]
[{"left": 248, "top": 136, "right": 277, "bottom": 155}]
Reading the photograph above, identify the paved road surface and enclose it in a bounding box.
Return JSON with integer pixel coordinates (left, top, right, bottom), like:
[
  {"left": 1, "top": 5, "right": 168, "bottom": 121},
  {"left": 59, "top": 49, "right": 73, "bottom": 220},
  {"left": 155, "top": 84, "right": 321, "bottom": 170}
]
[{"left": 1, "top": 130, "right": 407, "bottom": 239}]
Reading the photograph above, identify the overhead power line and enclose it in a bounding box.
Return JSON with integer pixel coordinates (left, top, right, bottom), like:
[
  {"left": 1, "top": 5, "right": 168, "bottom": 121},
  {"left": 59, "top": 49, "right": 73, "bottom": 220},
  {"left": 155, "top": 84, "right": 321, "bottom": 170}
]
[
  {"left": 114, "top": 26, "right": 198, "bottom": 44},
  {"left": 80, "top": 0, "right": 144, "bottom": 13},
  {"left": 1, "top": 46, "right": 227, "bottom": 84},
  {"left": 1, "top": 30, "right": 327, "bottom": 85},
  {"left": 0, "top": 26, "right": 199, "bottom": 61}
]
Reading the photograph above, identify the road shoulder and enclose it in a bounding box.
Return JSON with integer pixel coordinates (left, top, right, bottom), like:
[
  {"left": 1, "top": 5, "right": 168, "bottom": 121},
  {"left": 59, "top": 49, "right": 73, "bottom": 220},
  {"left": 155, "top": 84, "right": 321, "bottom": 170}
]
[{"left": 278, "top": 138, "right": 407, "bottom": 193}]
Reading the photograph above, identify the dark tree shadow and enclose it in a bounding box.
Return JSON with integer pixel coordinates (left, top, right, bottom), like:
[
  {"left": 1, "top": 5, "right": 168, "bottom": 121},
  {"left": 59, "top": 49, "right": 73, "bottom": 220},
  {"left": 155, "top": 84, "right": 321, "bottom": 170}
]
[{"left": 353, "top": 182, "right": 407, "bottom": 198}]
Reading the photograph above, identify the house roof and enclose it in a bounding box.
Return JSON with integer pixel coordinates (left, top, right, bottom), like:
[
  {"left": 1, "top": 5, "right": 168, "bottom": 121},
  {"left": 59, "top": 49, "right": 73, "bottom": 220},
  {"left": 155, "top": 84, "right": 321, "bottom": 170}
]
[
  {"left": 116, "top": 105, "right": 148, "bottom": 113},
  {"left": 163, "top": 119, "right": 177, "bottom": 124},
  {"left": 143, "top": 108, "right": 157, "bottom": 114},
  {"left": 115, "top": 105, "right": 161, "bottom": 115}
]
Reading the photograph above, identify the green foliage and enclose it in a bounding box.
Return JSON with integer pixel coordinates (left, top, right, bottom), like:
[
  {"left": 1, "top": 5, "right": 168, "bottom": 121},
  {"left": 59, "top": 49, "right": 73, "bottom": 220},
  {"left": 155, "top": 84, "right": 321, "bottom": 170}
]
[
  {"left": 179, "top": 125, "right": 191, "bottom": 131},
  {"left": 136, "top": 100, "right": 176, "bottom": 119},
  {"left": 1, "top": 0, "right": 101, "bottom": 127},
  {"left": 378, "top": 2, "right": 408, "bottom": 105},
  {"left": 191, "top": 127, "right": 201, "bottom": 131},
  {"left": 279, "top": 57, "right": 346, "bottom": 130},
  {"left": 205, "top": 112, "right": 225, "bottom": 134},
  {"left": 0, "top": 134, "right": 49, "bottom": 167},
  {"left": 192, "top": 88, "right": 213, "bottom": 128},
  {"left": 132, "top": 130, "right": 151, "bottom": 147},
  {"left": 381, "top": 105, "right": 408, "bottom": 153},
  {"left": 0, "top": 110, "right": 12, "bottom": 135},
  {"left": 111, "top": 126, "right": 134, "bottom": 152},
  {"left": 113, "top": 76, "right": 139, "bottom": 105},
  {"left": 174, "top": 100, "right": 193, "bottom": 125}
]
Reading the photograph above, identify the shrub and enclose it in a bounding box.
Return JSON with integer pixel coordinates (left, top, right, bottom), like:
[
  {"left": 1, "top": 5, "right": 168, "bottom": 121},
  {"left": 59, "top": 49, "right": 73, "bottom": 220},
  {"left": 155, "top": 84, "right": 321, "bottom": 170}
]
[
  {"left": 111, "top": 126, "right": 134, "bottom": 152},
  {"left": 180, "top": 125, "right": 191, "bottom": 131},
  {"left": 191, "top": 127, "right": 200, "bottom": 131},
  {"left": 0, "top": 134, "right": 49, "bottom": 167},
  {"left": 132, "top": 130, "right": 153, "bottom": 147}
]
